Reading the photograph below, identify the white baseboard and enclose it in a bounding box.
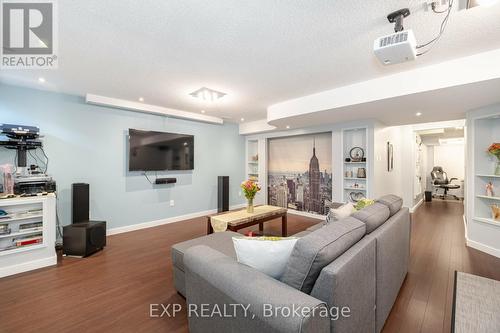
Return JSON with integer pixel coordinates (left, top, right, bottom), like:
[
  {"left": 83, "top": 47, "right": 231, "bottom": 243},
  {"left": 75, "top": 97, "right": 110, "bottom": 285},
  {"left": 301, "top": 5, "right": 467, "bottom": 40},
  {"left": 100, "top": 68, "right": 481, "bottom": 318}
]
[
  {"left": 0, "top": 255, "right": 57, "bottom": 278},
  {"left": 410, "top": 199, "right": 423, "bottom": 213},
  {"left": 465, "top": 238, "right": 500, "bottom": 259},
  {"left": 463, "top": 215, "right": 500, "bottom": 258},
  {"left": 106, "top": 203, "right": 246, "bottom": 236}
]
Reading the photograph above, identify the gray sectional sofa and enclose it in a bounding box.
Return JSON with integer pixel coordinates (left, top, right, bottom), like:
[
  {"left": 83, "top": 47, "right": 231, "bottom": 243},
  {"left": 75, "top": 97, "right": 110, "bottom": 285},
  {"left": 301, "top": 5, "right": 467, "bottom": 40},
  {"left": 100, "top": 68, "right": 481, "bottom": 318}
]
[{"left": 171, "top": 195, "right": 410, "bottom": 333}]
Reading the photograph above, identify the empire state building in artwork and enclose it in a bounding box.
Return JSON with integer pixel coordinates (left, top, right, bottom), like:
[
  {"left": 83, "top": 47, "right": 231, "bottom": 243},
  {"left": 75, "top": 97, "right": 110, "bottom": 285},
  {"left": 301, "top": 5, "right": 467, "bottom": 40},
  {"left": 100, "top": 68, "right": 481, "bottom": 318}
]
[
  {"left": 308, "top": 139, "right": 321, "bottom": 213},
  {"left": 267, "top": 132, "right": 332, "bottom": 216}
]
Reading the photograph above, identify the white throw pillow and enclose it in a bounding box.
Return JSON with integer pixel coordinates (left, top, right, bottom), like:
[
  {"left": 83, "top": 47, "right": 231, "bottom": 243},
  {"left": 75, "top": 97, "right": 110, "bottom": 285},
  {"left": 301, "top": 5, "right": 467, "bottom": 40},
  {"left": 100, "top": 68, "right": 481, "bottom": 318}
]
[
  {"left": 232, "top": 236, "right": 298, "bottom": 279},
  {"left": 326, "top": 202, "right": 355, "bottom": 224}
]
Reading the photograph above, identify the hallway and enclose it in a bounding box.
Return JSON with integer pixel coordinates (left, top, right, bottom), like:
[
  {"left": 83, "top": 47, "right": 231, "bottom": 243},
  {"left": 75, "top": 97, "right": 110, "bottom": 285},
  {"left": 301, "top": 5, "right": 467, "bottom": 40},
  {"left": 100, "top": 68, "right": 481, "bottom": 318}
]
[{"left": 383, "top": 200, "right": 500, "bottom": 332}]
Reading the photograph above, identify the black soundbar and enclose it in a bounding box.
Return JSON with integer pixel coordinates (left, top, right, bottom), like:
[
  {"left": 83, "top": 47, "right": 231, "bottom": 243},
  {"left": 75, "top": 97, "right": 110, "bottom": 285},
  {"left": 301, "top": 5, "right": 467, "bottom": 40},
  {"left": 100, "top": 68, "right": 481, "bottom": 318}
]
[{"left": 155, "top": 178, "right": 177, "bottom": 185}]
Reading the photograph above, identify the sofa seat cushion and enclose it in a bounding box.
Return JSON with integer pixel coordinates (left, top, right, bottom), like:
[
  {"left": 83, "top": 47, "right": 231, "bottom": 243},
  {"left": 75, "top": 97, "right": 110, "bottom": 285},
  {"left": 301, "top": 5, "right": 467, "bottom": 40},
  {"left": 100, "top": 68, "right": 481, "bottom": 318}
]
[
  {"left": 352, "top": 202, "right": 390, "bottom": 233},
  {"left": 171, "top": 231, "right": 240, "bottom": 272},
  {"left": 280, "top": 217, "right": 366, "bottom": 294},
  {"left": 377, "top": 195, "right": 403, "bottom": 216}
]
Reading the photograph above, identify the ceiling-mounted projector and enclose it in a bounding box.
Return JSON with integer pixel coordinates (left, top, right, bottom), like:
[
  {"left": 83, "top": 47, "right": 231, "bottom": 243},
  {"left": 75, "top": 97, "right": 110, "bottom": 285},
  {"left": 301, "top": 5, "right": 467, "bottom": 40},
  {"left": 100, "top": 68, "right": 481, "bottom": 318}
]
[
  {"left": 374, "top": 30, "right": 417, "bottom": 65},
  {"left": 374, "top": 8, "right": 416, "bottom": 65}
]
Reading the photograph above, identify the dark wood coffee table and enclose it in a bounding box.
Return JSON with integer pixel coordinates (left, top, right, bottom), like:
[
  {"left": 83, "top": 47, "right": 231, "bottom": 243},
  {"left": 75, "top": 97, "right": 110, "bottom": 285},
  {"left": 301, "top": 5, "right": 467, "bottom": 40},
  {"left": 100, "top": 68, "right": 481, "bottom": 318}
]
[{"left": 207, "top": 205, "right": 288, "bottom": 236}]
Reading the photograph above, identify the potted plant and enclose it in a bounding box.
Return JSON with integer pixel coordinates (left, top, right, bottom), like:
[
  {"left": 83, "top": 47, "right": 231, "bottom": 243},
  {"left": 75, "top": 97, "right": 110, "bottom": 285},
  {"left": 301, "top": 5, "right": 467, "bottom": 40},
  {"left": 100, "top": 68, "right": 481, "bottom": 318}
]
[
  {"left": 241, "top": 179, "right": 261, "bottom": 213},
  {"left": 487, "top": 143, "right": 500, "bottom": 175}
]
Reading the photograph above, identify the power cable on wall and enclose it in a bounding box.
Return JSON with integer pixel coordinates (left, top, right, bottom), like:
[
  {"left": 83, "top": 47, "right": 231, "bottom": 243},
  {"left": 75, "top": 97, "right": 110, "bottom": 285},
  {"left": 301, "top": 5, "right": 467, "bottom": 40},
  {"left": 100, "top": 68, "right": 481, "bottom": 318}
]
[{"left": 416, "top": 0, "right": 454, "bottom": 57}]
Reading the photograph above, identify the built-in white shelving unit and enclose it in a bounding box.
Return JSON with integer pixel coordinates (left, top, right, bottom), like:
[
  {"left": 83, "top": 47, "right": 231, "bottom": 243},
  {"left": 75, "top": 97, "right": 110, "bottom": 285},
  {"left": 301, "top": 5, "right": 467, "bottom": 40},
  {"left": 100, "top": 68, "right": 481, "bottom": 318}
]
[
  {"left": 246, "top": 140, "right": 259, "bottom": 182},
  {"left": 477, "top": 174, "right": 500, "bottom": 178},
  {"left": 245, "top": 139, "right": 266, "bottom": 205},
  {"left": 476, "top": 195, "right": 500, "bottom": 201},
  {"left": 466, "top": 110, "right": 500, "bottom": 258},
  {"left": 0, "top": 194, "right": 56, "bottom": 277},
  {"left": 342, "top": 128, "right": 369, "bottom": 202}
]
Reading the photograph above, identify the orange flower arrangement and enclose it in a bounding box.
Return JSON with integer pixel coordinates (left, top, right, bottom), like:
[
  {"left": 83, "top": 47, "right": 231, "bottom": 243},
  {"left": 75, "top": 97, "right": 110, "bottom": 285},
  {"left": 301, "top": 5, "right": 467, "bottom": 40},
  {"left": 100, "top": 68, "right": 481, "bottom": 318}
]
[
  {"left": 240, "top": 180, "right": 261, "bottom": 200},
  {"left": 488, "top": 143, "right": 500, "bottom": 161}
]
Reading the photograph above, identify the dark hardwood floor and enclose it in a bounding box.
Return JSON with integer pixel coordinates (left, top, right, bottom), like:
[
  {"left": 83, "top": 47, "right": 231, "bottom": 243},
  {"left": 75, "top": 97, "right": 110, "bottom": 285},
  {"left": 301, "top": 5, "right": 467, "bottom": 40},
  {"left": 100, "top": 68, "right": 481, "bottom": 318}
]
[{"left": 0, "top": 201, "right": 499, "bottom": 333}]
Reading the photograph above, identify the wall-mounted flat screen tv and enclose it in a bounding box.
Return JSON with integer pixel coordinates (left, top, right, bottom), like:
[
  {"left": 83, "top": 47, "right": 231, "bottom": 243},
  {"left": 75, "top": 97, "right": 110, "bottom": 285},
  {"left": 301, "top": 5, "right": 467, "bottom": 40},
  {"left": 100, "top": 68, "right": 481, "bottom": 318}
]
[{"left": 128, "top": 129, "right": 194, "bottom": 171}]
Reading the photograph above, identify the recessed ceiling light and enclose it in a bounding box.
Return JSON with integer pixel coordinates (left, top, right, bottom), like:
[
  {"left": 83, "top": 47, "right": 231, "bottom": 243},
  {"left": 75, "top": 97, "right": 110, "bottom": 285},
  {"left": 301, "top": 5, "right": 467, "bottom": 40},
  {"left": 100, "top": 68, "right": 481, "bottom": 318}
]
[
  {"left": 240, "top": 118, "right": 245, "bottom": 122},
  {"left": 286, "top": 125, "right": 290, "bottom": 129},
  {"left": 138, "top": 97, "right": 144, "bottom": 102},
  {"left": 415, "top": 112, "right": 422, "bottom": 117},
  {"left": 190, "top": 87, "right": 226, "bottom": 102},
  {"left": 38, "top": 77, "right": 45, "bottom": 83},
  {"left": 201, "top": 110, "right": 206, "bottom": 114}
]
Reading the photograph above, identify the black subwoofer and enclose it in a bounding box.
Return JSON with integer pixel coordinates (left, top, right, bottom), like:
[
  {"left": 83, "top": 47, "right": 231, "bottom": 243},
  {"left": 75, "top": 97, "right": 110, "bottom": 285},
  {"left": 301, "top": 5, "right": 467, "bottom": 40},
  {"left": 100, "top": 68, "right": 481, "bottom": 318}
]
[{"left": 63, "top": 221, "right": 106, "bottom": 257}]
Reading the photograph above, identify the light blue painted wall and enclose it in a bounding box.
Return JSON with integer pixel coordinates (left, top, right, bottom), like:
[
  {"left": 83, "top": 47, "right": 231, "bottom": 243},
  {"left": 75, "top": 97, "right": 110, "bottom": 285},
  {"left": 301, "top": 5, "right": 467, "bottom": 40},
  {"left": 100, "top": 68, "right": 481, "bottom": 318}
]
[{"left": 0, "top": 84, "right": 245, "bottom": 230}]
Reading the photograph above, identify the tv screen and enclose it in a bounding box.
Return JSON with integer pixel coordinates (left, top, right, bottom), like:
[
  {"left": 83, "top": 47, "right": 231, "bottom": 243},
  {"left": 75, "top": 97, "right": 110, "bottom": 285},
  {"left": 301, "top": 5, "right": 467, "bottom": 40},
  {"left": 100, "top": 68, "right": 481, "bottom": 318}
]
[{"left": 128, "top": 129, "right": 194, "bottom": 171}]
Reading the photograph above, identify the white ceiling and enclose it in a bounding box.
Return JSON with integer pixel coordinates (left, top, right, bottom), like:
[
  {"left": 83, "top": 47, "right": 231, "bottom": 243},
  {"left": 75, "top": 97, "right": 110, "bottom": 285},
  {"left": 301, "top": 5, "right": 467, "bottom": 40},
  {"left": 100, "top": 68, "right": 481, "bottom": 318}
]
[{"left": 1, "top": 1, "right": 500, "bottom": 123}]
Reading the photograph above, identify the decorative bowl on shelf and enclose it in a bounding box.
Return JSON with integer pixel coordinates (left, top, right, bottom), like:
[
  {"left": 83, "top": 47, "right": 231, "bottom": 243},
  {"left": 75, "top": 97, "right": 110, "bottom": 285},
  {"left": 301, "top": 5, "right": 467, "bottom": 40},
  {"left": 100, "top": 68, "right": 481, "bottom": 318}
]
[{"left": 349, "top": 191, "right": 365, "bottom": 202}]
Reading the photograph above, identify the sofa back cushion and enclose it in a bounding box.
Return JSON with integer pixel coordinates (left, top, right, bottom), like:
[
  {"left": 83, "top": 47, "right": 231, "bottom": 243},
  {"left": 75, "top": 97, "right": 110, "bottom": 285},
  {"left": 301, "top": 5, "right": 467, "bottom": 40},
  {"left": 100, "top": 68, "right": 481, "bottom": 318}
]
[
  {"left": 280, "top": 217, "right": 366, "bottom": 294},
  {"left": 352, "top": 202, "right": 390, "bottom": 233},
  {"left": 377, "top": 195, "right": 403, "bottom": 216}
]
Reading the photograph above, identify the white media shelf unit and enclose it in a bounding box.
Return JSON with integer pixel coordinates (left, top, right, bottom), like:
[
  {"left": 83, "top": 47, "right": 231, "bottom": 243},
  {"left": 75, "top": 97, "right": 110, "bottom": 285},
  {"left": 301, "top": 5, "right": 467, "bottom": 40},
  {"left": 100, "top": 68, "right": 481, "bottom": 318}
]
[
  {"left": 342, "top": 128, "right": 369, "bottom": 202},
  {"left": 0, "top": 194, "right": 56, "bottom": 278}
]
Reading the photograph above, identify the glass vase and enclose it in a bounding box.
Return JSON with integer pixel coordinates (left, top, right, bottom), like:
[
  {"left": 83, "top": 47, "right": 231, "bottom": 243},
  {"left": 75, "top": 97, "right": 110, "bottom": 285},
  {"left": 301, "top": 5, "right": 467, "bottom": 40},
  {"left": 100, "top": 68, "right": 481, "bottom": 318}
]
[
  {"left": 247, "top": 198, "right": 254, "bottom": 213},
  {"left": 495, "top": 161, "right": 500, "bottom": 176}
]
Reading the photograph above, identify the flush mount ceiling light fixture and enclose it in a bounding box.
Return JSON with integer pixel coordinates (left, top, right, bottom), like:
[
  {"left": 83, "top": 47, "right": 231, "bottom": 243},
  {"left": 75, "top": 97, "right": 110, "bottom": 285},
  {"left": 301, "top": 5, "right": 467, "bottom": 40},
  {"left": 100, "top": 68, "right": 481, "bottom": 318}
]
[{"left": 190, "top": 87, "right": 226, "bottom": 102}]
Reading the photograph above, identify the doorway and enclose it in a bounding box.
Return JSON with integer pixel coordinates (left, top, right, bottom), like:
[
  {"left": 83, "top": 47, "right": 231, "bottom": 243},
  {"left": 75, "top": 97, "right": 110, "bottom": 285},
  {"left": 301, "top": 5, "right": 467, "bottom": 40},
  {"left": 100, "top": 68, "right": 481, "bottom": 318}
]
[{"left": 414, "top": 126, "right": 465, "bottom": 205}]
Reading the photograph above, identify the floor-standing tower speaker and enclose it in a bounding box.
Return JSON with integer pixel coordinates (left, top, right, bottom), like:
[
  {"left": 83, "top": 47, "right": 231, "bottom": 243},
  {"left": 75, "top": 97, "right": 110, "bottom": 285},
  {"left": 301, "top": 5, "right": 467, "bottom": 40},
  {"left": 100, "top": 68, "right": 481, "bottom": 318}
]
[
  {"left": 218, "top": 176, "right": 229, "bottom": 213},
  {"left": 72, "top": 183, "right": 89, "bottom": 223}
]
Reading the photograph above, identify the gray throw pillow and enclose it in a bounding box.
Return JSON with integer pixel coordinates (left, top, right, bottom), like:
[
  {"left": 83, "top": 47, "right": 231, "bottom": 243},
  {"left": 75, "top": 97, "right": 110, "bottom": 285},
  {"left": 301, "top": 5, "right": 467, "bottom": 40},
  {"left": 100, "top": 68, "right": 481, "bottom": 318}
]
[{"left": 280, "top": 217, "right": 366, "bottom": 294}]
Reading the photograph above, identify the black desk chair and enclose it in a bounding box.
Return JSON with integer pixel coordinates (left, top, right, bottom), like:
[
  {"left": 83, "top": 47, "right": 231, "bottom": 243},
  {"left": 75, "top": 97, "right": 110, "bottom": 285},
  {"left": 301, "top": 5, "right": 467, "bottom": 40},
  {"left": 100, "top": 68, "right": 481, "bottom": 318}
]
[{"left": 430, "top": 166, "right": 460, "bottom": 200}]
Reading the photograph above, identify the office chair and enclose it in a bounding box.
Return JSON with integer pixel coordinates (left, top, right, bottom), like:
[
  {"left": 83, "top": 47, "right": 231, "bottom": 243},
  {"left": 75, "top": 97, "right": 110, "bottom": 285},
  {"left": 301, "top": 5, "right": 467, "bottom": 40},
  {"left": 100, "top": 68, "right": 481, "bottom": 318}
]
[{"left": 430, "top": 166, "right": 460, "bottom": 200}]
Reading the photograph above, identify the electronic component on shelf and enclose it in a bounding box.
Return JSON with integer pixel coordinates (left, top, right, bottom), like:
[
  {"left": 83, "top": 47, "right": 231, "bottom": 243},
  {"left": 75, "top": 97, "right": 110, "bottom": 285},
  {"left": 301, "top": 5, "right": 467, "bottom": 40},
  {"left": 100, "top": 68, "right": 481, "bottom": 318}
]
[
  {"left": 0, "top": 124, "right": 56, "bottom": 196},
  {"left": 0, "top": 124, "right": 40, "bottom": 138},
  {"left": 0, "top": 223, "right": 10, "bottom": 235},
  {"left": 154, "top": 178, "right": 177, "bottom": 185},
  {"left": 14, "top": 174, "right": 56, "bottom": 195}
]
